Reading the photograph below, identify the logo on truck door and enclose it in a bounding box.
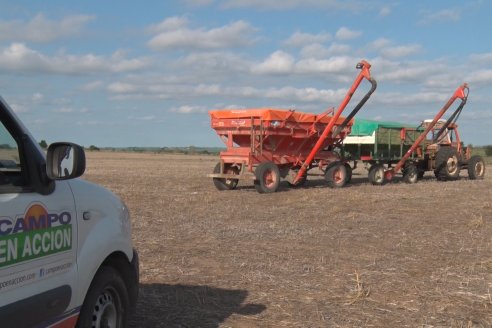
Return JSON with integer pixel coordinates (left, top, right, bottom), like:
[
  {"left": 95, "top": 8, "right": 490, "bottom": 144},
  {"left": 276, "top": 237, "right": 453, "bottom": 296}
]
[{"left": 0, "top": 203, "right": 72, "bottom": 268}]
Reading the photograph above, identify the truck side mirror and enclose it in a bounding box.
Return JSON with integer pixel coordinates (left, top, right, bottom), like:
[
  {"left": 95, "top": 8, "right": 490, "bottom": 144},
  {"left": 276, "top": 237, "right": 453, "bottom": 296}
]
[{"left": 46, "top": 142, "right": 86, "bottom": 180}]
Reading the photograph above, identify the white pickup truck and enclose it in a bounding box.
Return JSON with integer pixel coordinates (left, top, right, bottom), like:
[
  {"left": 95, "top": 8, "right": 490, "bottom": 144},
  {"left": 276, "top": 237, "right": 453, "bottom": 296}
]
[{"left": 0, "top": 96, "right": 139, "bottom": 327}]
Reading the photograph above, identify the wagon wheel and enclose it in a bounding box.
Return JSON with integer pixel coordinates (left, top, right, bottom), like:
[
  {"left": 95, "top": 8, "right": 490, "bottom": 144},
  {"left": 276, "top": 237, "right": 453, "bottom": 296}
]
[
  {"left": 468, "top": 155, "right": 485, "bottom": 180},
  {"left": 254, "top": 162, "right": 280, "bottom": 193},
  {"left": 368, "top": 164, "right": 385, "bottom": 185},
  {"left": 402, "top": 163, "right": 418, "bottom": 184},
  {"left": 344, "top": 162, "right": 353, "bottom": 183},
  {"left": 434, "top": 147, "right": 460, "bottom": 181},
  {"left": 286, "top": 168, "right": 307, "bottom": 188},
  {"left": 325, "top": 162, "right": 347, "bottom": 188},
  {"left": 213, "top": 163, "right": 239, "bottom": 191}
]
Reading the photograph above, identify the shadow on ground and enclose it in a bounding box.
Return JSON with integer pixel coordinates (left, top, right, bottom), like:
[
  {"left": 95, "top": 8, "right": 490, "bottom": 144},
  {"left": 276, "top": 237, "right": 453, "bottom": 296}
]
[{"left": 129, "top": 284, "right": 266, "bottom": 328}]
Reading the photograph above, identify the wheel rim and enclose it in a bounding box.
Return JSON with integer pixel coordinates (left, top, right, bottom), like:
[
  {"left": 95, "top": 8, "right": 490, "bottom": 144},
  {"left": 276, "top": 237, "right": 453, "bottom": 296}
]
[
  {"left": 263, "top": 169, "right": 277, "bottom": 188},
  {"left": 447, "top": 156, "right": 458, "bottom": 174},
  {"left": 224, "top": 166, "right": 239, "bottom": 187},
  {"left": 333, "top": 167, "right": 344, "bottom": 184},
  {"left": 374, "top": 168, "right": 384, "bottom": 183},
  {"left": 92, "top": 288, "right": 119, "bottom": 328}
]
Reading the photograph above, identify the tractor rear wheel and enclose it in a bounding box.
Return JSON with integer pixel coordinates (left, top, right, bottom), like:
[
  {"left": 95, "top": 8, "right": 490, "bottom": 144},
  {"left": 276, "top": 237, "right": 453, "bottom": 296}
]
[
  {"left": 403, "top": 163, "right": 418, "bottom": 184},
  {"left": 213, "top": 163, "right": 239, "bottom": 190},
  {"left": 434, "top": 147, "right": 460, "bottom": 180},
  {"left": 468, "top": 155, "right": 485, "bottom": 180},
  {"left": 325, "top": 162, "right": 347, "bottom": 188},
  {"left": 254, "top": 162, "right": 280, "bottom": 193},
  {"left": 368, "top": 164, "right": 385, "bottom": 185}
]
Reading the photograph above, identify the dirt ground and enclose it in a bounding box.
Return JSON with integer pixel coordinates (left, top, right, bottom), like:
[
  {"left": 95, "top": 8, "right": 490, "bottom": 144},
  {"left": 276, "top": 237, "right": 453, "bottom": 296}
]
[{"left": 82, "top": 151, "right": 491, "bottom": 328}]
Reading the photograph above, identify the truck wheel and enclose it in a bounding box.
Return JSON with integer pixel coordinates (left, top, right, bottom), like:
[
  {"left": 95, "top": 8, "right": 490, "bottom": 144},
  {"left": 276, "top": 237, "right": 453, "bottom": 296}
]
[
  {"left": 434, "top": 147, "right": 460, "bottom": 180},
  {"left": 213, "top": 163, "right": 239, "bottom": 190},
  {"left": 468, "top": 155, "right": 485, "bottom": 180},
  {"left": 77, "top": 266, "right": 129, "bottom": 328},
  {"left": 368, "top": 164, "right": 385, "bottom": 185},
  {"left": 403, "top": 163, "right": 418, "bottom": 184},
  {"left": 325, "top": 162, "right": 347, "bottom": 188},
  {"left": 254, "top": 162, "right": 280, "bottom": 193}
]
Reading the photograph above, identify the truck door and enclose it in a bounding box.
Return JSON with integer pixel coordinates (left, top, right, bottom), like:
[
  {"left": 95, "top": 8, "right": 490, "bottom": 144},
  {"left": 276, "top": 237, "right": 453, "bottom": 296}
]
[{"left": 0, "top": 119, "right": 78, "bottom": 326}]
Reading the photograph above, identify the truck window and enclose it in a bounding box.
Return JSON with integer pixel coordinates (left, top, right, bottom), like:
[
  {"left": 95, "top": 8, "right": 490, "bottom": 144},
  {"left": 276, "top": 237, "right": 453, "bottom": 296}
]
[{"left": 0, "top": 121, "right": 25, "bottom": 189}]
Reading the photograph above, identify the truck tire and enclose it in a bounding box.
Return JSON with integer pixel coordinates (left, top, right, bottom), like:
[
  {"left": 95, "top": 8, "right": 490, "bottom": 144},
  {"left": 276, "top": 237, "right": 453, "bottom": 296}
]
[
  {"left": 325, "top": 162, "right": 347, "bottom": 188},
  {"left": 403, "top": 163, "right": 418, "bottom": 184},
  {"left": 254, "top": 162, "right": 280, "bottom": 193},
  {"left": 213, "top": 163, "right": 239, "bottom": 190},
  {"left": 468, "top": 155, "right": 485, "bottom": 180},
  {"left": 368, "top": 164, "right": 385, "bottom": 185},
  {"left": 434, "top": 147, "right": 460, "bottom": 180},
  {"left": 77, "top": 266, "right": 130, "bottom": 328}
]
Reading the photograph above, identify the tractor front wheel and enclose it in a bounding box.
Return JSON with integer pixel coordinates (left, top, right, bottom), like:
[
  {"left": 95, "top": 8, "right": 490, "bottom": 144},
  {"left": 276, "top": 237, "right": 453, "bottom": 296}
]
[
  {"left": 255, "top": 162, "right": 280, "bottom": 193},
  {"left": 468, "top": 155, "right": 485, "bottom": 180},
  {"left": 403, "top": 163, "right": 418, "bottom": 184}
]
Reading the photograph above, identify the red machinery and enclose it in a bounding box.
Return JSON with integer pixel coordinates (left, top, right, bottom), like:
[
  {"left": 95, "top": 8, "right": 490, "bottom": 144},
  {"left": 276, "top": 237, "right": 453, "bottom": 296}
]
[
  {"left": 367, "top": 83, "right": 485, "bottom": 185},
  {"left": 208, "top": 60, "right": 377, "bottom": 193}
]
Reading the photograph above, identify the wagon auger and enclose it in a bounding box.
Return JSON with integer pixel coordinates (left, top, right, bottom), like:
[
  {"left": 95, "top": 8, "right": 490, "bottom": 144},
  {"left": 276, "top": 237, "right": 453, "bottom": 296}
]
[{"left": 293, "top": 60, "right": 377, "bottom": 184}]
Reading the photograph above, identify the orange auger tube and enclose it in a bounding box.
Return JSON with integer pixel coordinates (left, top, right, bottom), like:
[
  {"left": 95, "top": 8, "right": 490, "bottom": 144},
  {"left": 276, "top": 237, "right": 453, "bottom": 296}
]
[
  {"left": 294, "top": 60, "right": 377, "bottom": 184},
  {"left": 384, "top": 83, "right": 469, "bottom": 181}
]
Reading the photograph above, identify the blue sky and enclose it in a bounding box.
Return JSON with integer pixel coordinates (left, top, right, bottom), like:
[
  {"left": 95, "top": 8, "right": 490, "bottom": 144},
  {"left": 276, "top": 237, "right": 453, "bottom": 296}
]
[{"left": 1, "top": 0, "right": 491, "bottom": 147}]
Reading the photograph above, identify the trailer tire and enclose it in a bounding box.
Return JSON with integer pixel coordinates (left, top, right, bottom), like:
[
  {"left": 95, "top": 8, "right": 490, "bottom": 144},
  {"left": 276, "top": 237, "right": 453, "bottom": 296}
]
[
  {"left": 76, "top": 266, "right": 129, "bottom": 328},
  {"left": 325, "top": 162, "right": 347, "bottom": 188},
  {"left": 434, "top": 147, "right": 460, "bottom": 180},
  {"left": 403, "top": 163, "right": 418, "bottom": 184},
  {"left": 344, "top": 163, "right": 352, "bottom": 183},
  {"left": 255, "top": 162, "right": 280, "bottom": 193},
  {"left": 468, "top": 155, "right": 485, "bottom": 180},
  {"left": 368, "top": 164, "right": 385, "bottom": 185},
  {"left": 213, "top": 163, "right": 239, "bottom": 191}
]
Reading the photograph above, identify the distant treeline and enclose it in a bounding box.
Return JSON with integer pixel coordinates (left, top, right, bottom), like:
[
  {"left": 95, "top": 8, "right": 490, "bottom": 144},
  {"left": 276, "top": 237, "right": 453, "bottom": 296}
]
[{"left": 86, "top": 146, "right": 224, "bottom": 155}]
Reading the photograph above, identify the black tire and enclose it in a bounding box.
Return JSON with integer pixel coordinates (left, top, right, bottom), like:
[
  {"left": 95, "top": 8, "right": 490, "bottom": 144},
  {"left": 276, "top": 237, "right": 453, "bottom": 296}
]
[
  {"left": 403, "top": 163, "right": 418, "bottom": 184},
  {"left": 324, "top": 162, "right": 347, "bottom": 188},
  {"left": 77, "top": 266, "right": 130, "bottom": 328},
  {"left": 344, "top": 163, "right": 353, "bottom": 183},
  {"left": 468, "top": 155, "right": 485, "bottom": 180},
  {"left": 254, "top": 162, "right": 280, "bottom": 193},
  {"left": 434, "top": 147, "right": 460, "bottom": 180},
  {"left": 213, "top": 163, "right": 239, "bottom": 191},
  {"left": 368, "top": 164, "right": 385, "bottom": 185}
]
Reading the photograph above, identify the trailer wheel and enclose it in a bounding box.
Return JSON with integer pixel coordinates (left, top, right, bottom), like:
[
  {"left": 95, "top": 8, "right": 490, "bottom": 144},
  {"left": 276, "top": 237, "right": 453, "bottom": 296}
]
[
  {"left": 368, "top": 164, "right": 385, "bottom": 185},
  {"left": 403, "top": 163, "right": 418, "bottom": 184},
  {"left": 344, "top": 163, "right": 353, "bottom": 183},
  {"left": 325, "top": 162, "right": 347, "bottom": 188},
  {"left": 213, "top": 163, "right": 239, "bottom": 190},
  {"left": 255, "top": 162, "right": 280, "bottom": 193},
  {"left": 434, "top": 147, "right": 460, "bottom": 180},
  {"left": 468, "top": 155, "right": 485, "bottom": 180},
  {"left": 286, "top": 169, "right": 306, "bottom": 188}
]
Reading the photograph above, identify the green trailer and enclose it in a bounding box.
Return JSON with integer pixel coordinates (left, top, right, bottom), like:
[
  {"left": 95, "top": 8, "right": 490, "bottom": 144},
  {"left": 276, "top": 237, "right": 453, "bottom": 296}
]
[{"left": 343, "top": 118, "right": 423, "bottom": 165}]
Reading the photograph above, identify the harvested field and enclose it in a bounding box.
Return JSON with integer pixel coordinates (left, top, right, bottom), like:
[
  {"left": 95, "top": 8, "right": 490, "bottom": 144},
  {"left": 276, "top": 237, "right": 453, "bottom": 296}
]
[{"left": 83, "top": 151, "right": 492, "bottom": 327}]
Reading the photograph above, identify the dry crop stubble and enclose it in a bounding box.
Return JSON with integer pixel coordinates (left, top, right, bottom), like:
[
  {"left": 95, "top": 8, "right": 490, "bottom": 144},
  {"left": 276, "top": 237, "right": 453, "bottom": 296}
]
[{"left": 83, "top": 151, "right": 492, "bottom": 327}]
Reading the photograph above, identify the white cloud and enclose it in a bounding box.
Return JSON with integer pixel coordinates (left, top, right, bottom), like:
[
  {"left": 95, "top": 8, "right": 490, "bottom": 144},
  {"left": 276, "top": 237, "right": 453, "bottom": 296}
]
[
  {"left": 335, "top": 27, "right": 362, "bottom": 40},
  {"left": 147, "top": 16, "right": 189, "bottom": 33},
  {"left": 300, "top": 43, "right": 351, "bottom": 58},
  {"left": 283, "top": 31, "right": 331, "bottom": 47},
  {"left": 252, "top": 50, "right": 295, "bottom": 74},
  {"left": 418, "top": 8, "right": 460, "bottom": 25},
  {"left": 380, "top": 44, "right": 422, "bottom": 58},
  {"left": 469, "top": 53, "right": 492, "bottom": 64},
  {"left": 0, "top": 43, "right": 151, "bottom": 74},
  {"left": 466, "top": 69, "right": 492, "bottom": 85},
  {"left": 170, "top": 105, "right": 209, "bottom": 114},
  {"left": 81, "top": 80, "right": 104, "bottom": 91},
  {"left": 147, "top": 19, "right": 257, "bottom": 50},
  {"left": 107, "top": 82, "right": 138, "bottom": 93},
  {"left": 379, "top": 6, "right": 392, "bottom": 17},
  {"left": 295, "top": 56, "right": 355, "bottom": 74},
  {"left": 0, "top": 13, "right": 94, "bottom": 43},
  {"left": 219, "top": 0, "right": 360, "bottom": 11}
]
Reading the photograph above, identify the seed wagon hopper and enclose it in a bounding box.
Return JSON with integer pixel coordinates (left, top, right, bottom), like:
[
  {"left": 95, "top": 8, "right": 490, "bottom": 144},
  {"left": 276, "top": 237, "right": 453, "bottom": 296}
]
[
  {"left": 207, "top": 60, "right": 377, "bottom": 193},
  {"left": 344, "top": 83, "right": 485, "bottom": 185}
]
